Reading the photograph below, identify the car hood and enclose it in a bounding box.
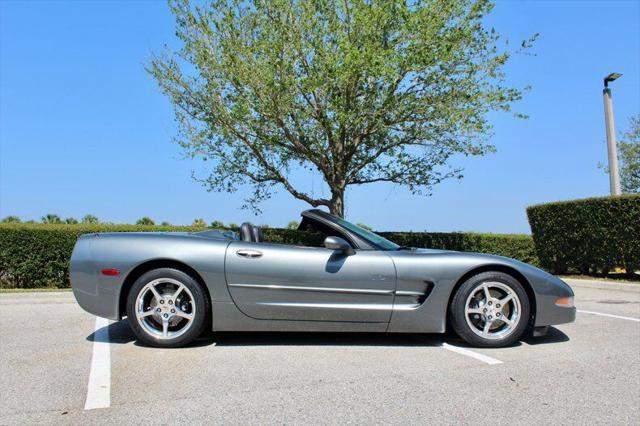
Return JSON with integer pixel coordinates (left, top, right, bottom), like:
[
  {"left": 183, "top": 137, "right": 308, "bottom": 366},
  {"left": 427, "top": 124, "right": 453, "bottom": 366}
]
[
  {"left": 390, "top": 247, "right": 573, "bottom": 297},
  {"left": 410, "top": 248, "right": 457, "bottom": 254}
]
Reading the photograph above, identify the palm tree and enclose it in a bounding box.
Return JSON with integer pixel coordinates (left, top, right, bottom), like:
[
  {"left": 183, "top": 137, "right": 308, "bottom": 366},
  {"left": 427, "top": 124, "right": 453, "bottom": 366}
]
[
  {"left": 192, "top": 218, "right": 207, "bottom": 227},
  {"left": 81, "top": 214, "right": 99, "bottom": 224},
  {"left": 1, "top": 216, "right": 21, "bottom": 223},
  {"left": 136, "top": 217, "right": 155, "bottom": 225},
  {"left": 41, "top": 214, "right": 62, "bottom": 224},
  {"left": 210, "top": 220, "right": 224, "bottom": 229}
]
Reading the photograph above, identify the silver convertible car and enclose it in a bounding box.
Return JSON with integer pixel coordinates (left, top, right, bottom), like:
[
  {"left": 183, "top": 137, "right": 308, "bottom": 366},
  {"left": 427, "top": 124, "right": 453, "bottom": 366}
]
[{"left": 71, "top": 209, "right": 575, "bottom": 348}]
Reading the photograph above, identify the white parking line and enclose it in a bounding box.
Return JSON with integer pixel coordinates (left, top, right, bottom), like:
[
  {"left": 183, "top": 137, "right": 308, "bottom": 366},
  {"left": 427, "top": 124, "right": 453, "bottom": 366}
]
[
  {"left": 441, "top": 343, "right": 503, "bottom": 365},
  {"left": 84, "top": 316, "right": 111, "bottom": 410},
  {"left": 577, "top": 310, "right": 640, "bottom": 322}
]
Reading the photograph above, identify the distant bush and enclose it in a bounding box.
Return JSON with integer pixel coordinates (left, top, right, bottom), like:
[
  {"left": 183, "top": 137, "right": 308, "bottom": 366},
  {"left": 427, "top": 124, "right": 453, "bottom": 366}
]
[
  {"left": 527, "top": 195, "right": 640, "bottom": 274},
  {"left": 0, "top": 223, "right": 537, "bottom": 289}
]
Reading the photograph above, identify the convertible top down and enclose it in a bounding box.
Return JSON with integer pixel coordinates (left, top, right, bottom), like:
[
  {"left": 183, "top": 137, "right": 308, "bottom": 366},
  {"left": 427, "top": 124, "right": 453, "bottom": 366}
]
[{"left": 71, "top": 209, "right": 575, "bottom": 348}]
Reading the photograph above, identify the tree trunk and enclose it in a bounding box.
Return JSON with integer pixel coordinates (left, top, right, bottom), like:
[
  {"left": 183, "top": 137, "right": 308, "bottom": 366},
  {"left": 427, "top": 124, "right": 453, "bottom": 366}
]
[{"left": 329, "top": 188, "right": 345, "bottom": 217}]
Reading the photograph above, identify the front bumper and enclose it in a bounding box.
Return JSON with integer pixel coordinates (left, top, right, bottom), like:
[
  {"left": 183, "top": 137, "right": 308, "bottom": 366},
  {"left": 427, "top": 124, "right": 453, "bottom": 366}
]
[{"left": 529, "top": 272, "right": 577, "bottom": 327}]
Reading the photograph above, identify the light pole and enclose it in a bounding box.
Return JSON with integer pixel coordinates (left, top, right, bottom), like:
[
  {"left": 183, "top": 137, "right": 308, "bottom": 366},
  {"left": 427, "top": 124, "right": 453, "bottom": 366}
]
[{"left": 603, "top": 72, "right": 622, "bottom": 195}]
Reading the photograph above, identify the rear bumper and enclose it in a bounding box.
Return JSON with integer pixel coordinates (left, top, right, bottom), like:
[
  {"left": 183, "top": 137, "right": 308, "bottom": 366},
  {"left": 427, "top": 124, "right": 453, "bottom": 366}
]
[
  {"left": 70, "top": 234, "right": 121, "bottom": 320},
  {"left": 72, "top": 285, "right": 120, "bottom": 320}
]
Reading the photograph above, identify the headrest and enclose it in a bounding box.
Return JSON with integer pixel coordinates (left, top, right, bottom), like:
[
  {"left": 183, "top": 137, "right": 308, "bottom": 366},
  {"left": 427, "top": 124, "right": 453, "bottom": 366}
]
[
  {"left": 252, "top": 225, "right": 263, "bottom": 243},
  {"left": 240, "top": 222, "right": 254, "bottom": 242}
]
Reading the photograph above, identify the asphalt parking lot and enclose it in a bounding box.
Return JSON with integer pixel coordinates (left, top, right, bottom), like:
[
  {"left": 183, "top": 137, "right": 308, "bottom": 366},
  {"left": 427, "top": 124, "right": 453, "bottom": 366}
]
[{"left": 1, "top": 279, "right": 638, "bottom": 425}]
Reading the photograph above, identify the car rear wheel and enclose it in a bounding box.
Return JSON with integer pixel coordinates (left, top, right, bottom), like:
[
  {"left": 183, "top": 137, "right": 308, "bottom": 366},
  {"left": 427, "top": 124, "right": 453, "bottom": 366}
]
[
  {"left": 450, "top": 271, "right": 530, "bottom": 348},
  {"left": 126, "top": 268, "right": 209, "bottom": 348}
]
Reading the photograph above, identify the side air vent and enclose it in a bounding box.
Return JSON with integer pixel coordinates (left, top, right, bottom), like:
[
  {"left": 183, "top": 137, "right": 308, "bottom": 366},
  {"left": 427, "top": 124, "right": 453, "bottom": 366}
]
[{"left": 394, "top": 281, "right": 434, "bottom": 306}]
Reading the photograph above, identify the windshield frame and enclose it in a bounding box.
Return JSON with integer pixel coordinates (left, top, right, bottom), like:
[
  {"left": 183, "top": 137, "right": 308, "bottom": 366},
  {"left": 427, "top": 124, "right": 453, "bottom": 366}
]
[{"left": 304, "top": 210, "right": 400, "bottom": 251}]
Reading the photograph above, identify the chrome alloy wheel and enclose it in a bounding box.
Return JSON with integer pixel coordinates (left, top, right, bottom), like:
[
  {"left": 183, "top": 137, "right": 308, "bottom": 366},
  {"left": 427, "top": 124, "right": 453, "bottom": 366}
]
[
  {"left": 135, "top": 278, "right": 196, "bottom": 340},
  {"left": 464, "top": 281, "right": 521, "bottom": 340}
]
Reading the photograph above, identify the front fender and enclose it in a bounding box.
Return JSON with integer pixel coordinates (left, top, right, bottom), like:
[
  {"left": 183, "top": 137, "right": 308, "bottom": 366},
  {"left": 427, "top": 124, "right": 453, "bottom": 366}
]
[{"left": 387, "top": 251, "right": 575, "bottom": 332}]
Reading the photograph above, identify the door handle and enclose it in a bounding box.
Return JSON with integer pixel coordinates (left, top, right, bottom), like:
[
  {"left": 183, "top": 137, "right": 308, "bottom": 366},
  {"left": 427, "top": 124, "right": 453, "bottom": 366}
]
[{"left": 236, "top": 249, "right": 263, "bottom": 259}]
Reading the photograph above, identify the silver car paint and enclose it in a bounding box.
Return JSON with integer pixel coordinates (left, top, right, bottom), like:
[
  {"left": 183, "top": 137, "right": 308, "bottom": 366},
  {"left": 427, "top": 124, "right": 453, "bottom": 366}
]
[
  {"left": 226, "top": 241, "right": 396, "bottom": 322},
  {"left": 70, "top": 231, "right": 575, "bottom": 333}
]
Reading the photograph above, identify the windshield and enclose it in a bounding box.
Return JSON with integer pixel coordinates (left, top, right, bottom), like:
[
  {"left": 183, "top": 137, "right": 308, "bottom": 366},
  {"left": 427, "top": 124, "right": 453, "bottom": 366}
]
[{"left": 331, "top": 215, "right": 400, "bottom": 251}]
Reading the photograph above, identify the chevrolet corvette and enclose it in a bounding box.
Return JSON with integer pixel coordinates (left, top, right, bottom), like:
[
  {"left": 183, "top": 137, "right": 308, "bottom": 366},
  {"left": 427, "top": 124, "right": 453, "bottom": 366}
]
[{"left": 70, "top": 209, "right": 575, "bottom": 348}]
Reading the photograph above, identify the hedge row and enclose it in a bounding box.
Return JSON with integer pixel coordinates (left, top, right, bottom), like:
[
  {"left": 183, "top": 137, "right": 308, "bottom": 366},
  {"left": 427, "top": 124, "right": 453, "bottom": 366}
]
[
  {"left": 527, "top": 195, "right": 640, "bottom": 274},
  {"left": 0, "top": 224, "right": 203, "bottom": 289},
  {"left": 0, "top": 223, "right": 539, "bottom": 289},
  {"left": 379, "top": 232, "right": 539, "bottom": 266}
]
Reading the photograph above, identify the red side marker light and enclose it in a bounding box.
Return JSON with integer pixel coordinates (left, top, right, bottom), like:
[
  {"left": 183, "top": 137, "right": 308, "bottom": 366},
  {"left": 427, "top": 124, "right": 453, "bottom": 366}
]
[{"left": 101, "top": 268, "right": 120, "bottom": 276}]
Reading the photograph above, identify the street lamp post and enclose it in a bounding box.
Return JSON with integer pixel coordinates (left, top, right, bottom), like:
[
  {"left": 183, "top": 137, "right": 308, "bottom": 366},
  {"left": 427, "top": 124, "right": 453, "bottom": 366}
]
[{"left": 603, "top": 72, "right": 622, "bottom": 196}]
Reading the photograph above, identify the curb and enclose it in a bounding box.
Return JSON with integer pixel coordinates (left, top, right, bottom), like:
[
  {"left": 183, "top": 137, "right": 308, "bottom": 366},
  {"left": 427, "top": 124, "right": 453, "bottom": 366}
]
[{"left": 562, "top": 278, "right": 640, "bottom": 293}]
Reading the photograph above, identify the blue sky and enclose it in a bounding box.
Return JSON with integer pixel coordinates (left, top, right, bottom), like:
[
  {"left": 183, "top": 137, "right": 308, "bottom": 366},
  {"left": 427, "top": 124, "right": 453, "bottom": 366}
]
[{"left": 1, "top": 0, "right": 639, "bottom": 233}]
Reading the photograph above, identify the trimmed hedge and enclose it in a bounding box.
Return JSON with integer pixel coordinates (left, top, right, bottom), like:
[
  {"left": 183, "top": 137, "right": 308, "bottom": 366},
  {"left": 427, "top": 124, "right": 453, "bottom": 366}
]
[
  {"left": 527, "top": 195, "right": 640, "bottom": 274},
  {"left": 378, "top": 232, "right": 538, "bottom": 266},
  {"left": 0, "top": 224, "right": 202, "bottom": 289},
  {"left": 0, "top": 223, "right": 536, "bottom": 289}
]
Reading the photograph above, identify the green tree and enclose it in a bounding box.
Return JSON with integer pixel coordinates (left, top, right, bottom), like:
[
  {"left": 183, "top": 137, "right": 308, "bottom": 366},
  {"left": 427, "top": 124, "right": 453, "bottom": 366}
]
[
  {"left": 210, "top": 220, "right": 225, "bottom": 228},
  {"left": 192, "top": 218, "right": 207, "bottom": 227},
  {"left": 161, "top": 221, "right": 172, "bottom": 226},
  {"left": 41, "top": 214, "right": 62, "bottom": 224},
  {"left": 64, "top": 217, "right": 79, "bottom": 224},
  {"left": 619, "top": 116, "right": 640, "bottom": 194},
  {"left": 136, "top": 217, "right": 156, "bottom": 225},
  {"left": 286, "top": 220, "right": 299, "bottom": 230},
  {"left": 227, "top": 223, "right": 240, "bottom": 231},
  {"left": 150, "top": 0, "right": 532, "bottom": 217},
  {"left": 1, "top": 216, "right": 21, "bottom": 223},
  {"left": 81, "top": 214, "right": 99, "bottom": 224}
]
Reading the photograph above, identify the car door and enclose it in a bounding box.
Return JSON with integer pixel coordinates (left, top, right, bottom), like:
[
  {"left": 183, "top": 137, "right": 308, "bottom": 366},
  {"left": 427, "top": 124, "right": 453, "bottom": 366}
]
[{"left": 225, "top": 241, "right": 397, "bottom": 323}]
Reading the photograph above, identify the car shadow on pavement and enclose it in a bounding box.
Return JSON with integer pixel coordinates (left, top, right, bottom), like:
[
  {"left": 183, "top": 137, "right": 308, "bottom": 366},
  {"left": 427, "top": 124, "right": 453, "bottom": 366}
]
[
  {"left": 440, "top": 326, "right": 570, "bottom": 349},
  {"left": 522, "top": 326, "right": 570, "bottom": 345},
  {"left": 209, "top": 331, "right": 445, "bottom": 347},
  {"left": 87, "top": 320, "right": 136, "bottom": 344},
  {"left": 87, "top": 320, "right": 569, "bottom": 349},
  {"left": 87, "top": 320, "right": 453, "bottom": 348}
]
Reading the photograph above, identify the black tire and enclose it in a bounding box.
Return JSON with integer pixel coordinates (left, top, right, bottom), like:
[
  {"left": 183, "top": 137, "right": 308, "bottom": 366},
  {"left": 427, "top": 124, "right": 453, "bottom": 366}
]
[
  {"left": 126, "top": 268, "right": 210, "bottom": 348},
  {"left": 450, "top": 271, "right": 530, "bottom": 348}
]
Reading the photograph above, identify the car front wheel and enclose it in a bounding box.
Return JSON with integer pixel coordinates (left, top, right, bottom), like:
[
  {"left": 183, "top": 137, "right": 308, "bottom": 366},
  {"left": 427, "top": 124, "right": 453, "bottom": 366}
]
[
  {"left": 450, "top": 271, "right": 530, "bottom": 348},
  {"left": 126, "top": 268, "right": 209, "bottom": 348}
]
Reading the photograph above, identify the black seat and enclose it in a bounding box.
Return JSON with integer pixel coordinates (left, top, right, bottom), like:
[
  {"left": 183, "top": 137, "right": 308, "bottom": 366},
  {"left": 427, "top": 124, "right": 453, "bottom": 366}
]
[
  {"left": 240, "top": 222, "right": 254, "bottom": 242},
  {"left": 252, "top": 225, "right": 263, "bottom": 243}
]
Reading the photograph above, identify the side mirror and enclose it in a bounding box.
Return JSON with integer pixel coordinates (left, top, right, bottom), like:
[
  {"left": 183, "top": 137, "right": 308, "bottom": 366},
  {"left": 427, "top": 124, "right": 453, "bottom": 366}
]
[{"left": 324, "top": 236, "right": 355, "bottom": 255}]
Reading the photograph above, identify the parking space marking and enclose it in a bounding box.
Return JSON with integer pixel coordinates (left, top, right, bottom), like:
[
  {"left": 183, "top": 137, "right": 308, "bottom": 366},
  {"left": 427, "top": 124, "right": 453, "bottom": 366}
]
[
  {"left": 441, "top": 343, "right": 503, "bottom": 365},
  {"left": 84, "top": 316, "right": 111, "bottom": 410},
  {"left": 577, "top": 309, "right": 640, "bottom": 322}
]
